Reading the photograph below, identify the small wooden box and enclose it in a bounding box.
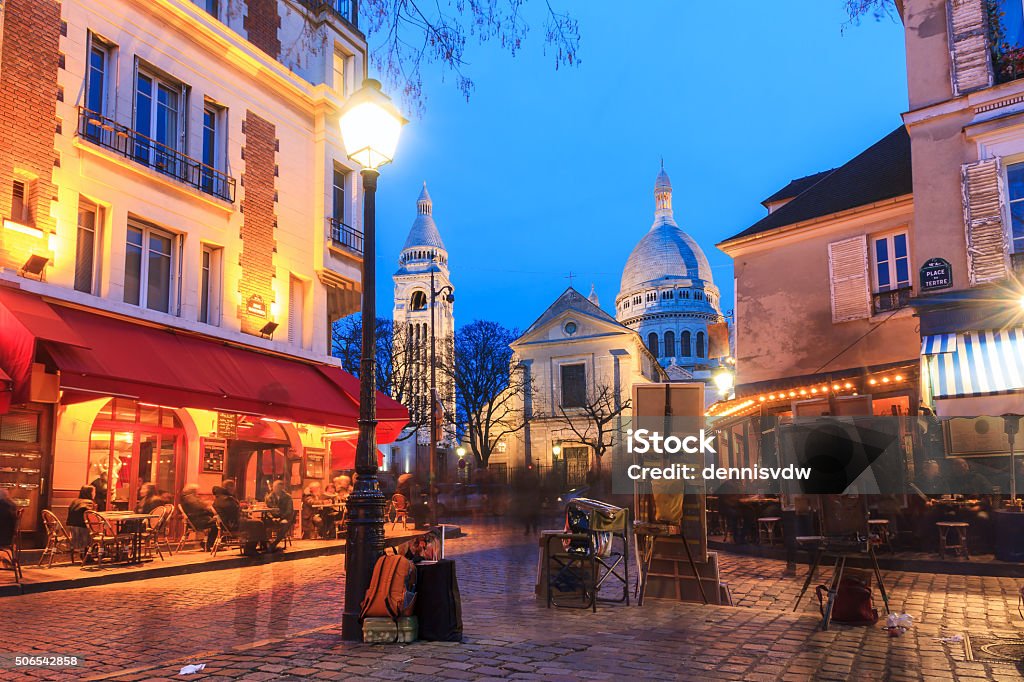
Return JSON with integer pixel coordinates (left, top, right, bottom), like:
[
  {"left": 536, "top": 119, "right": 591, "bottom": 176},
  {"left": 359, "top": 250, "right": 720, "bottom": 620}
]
[{"left": 362, "top": 616, "right": 418, "bottom": 644}]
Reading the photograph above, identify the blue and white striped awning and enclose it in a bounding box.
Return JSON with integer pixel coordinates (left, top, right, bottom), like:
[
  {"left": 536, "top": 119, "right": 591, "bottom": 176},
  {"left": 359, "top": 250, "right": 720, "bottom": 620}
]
[
  {"left": 928, "top": 328, "right": 1024, "bottom": 399},
  {"left": 921, "top": 333, "right": 957, "bottom": 354}
]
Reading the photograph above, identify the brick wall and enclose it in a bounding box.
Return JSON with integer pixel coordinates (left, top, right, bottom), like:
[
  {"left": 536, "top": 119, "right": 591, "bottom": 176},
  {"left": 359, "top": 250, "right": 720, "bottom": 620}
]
[
  {"left": 243, "top": 0, "right": 281, "bottom": 60},
  {"left": 238, "top": 110, "right": 278, "bottom": 336},
  {"left": 0, "top": 0, "right": 61, "bottom": 272}
]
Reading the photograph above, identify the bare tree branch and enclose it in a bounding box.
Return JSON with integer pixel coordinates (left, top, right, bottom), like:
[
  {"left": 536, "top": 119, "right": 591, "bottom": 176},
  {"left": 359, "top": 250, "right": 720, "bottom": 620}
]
[{"left": 552, "top": 383, "right": 631, "bottom": 473}]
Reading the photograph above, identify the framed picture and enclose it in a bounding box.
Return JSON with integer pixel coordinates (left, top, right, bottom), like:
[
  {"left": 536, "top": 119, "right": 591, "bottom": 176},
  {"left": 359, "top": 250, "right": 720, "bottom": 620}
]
[
  {"left": 305, "top": 448, "right": 326, "bottom": 479},
  {"left": 201, "top": 437, "right": 228, "bottom": 474}
]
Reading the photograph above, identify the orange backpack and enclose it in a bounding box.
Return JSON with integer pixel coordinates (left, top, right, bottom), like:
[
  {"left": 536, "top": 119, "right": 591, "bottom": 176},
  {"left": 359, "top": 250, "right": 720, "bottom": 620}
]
[{"left": 360, "top": 554, "right": 417, "bottom": 623}]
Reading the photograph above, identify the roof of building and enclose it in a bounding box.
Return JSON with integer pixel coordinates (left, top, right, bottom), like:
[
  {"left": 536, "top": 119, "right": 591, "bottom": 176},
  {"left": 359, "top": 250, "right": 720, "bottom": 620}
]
[
  {"left": 761, "top": 168, "right": 836, "bottom": 206},
  {"left": 402, "top": 183, "right": 446, "bottom": 251},
  {"left": 723, "top": 126, "right": 912, "bottom": 244},
  {"left": 619, "top": 166, "right": 715, "bottom": 295},
  {"left": 521, "top": 287, "right": 622, "bottom": 337}
]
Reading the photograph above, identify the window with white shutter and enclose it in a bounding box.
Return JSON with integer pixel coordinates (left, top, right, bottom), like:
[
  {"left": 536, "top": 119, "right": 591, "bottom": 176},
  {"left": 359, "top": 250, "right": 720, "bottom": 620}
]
[
  {"left": 828, "top": 235, "right": 871, "bottom": 323},
  {"left": 948, "top": 0, "right": 994, "bottom": 95},
  {"left": 962, "top": 158, "right": 1010, "bottom": 284}
]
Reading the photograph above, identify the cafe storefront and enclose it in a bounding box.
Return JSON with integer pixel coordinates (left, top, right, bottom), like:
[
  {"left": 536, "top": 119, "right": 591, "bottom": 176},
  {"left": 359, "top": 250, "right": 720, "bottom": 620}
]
[{"left": 0, "top": 286, "right": 408, "bottom": 546}]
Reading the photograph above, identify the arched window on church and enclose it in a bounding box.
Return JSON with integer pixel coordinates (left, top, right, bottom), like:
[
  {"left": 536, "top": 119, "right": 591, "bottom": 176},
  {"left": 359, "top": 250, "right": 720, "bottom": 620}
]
[
  {"left": 696, "top": 331, "right": 705, "bottom": 358},
  {"left": 647, "top": 332, "right": 659, "bottom": 357},
  {"left": 681, "top": 331, "right": 691, "bottom": 356},
  {"left": 410, "top": 290, "right": 427, "bottom": 311},
  {"left": 664, "top": 331, "right": 675, "bottom": 357}
]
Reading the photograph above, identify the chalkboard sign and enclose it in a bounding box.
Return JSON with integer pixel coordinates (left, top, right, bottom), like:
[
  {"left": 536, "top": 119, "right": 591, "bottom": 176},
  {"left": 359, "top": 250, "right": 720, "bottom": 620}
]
[
  {"left": 216, "top": 412, "right": 238, "bottom": 439},
  {"left": 202, "top": 437, "right": 228, "bottom": 473},
  {"left": 920, "top": 258, "right": 952, "bottom": 291}
]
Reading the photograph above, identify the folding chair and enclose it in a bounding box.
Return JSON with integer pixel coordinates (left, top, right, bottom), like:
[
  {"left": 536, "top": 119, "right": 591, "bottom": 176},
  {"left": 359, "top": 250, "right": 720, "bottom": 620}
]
[
  {"left": 793, "top": 494, "right": 891, "bottom": 630},
  {"left": 174, "top": 505, "right": 210, "bottom": 553},
  {"left": 83, "top": 510, "right": 130, "bottom": 565},
  {"left": 390, "top": 493, "right": 409, "bottom": 530},
  {"left": 210, "top": 514, "right": 240, "bottom": 557},
  {"left": 141, "top": 505, "right": 174, "bottom": 560}
]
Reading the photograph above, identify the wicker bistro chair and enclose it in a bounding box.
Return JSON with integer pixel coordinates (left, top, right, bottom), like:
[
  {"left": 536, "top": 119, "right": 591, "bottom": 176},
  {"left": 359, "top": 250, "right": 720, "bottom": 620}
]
[
  {"left": 792, "top": 494, "right": 891, "bottom": 630},
  {"left": 390, "top": 494, "right": 410, "bottom": 530},
  {"left": 141, "top": 505, "right": 174, "bottom": 560},
  {"left": 83, "top": 510, "right": 130, "bottom": 565},
  {"left": 1, "top": 507, "right": 24, "bottom": 583},
  {"left": 39, "top": 509, "right": 76, "bottom": 568},
  {"left": 174, "top": 504, "right": 211, "bottom": 553},
  {"left": 210, "top": 514, "right": 241, "bottom": 557}
]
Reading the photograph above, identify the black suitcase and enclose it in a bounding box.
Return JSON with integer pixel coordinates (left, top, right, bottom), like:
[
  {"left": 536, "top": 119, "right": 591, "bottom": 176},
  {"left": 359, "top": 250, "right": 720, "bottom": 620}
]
[{"left": 414, "top": 559, "right": 463, "bottom": 641}]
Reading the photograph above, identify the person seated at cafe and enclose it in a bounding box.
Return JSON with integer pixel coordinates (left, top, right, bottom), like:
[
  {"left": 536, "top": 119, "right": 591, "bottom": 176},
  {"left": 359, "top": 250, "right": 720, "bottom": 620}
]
[
  {"left": 0, "top": 488, "right": 19, "bottom": 549},
  {"left": 213, "top": 480, "right": 242, "bottom": 532},
  {"left": 264, "top": 479, "right": 294, "bottom": 551},
  {"left": 66, "top": 485, "right": 97, "bottom": 553},
  {"left": 915, "top": 460, "right": 949, "bottom": 496},
  {"left": 135, "top": 483, "right": 172, "bottom": 515},
  {"left": 181, "top": 483, "right": 217, "bottom": 551},
  {"left": 947, "top": 457, "right": 995, "bottom": 497},
  {"left": 301, "top": 482, "right": 328, "bottom": 539},
  {"left": 334, "top": 475, "right": 352, "bottom": 502}
]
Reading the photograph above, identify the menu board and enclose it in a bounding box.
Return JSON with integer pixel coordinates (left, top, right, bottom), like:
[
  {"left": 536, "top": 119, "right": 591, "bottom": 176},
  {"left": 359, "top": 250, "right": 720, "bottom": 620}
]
[
  {"left": 305, "top": 448, "right": 326, "bottom": 479},
  {"left": 216, "top": 412, "right": 238, "bottom": 439},
  {"left": 202, "top": 437, "right": 228, "bottom": 473}
]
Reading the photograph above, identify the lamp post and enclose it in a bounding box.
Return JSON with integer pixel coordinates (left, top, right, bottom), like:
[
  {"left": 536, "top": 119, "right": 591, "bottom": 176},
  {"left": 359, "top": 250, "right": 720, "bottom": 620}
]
[
  {"left": 1004, "top": 414, "right": 1022, "bottom": 508},
  {"left": 338, "top": 78, "right": 406, "bottom": 642},
  {"left": 428, "top": 264, "right": 454, "bottom": 528}
]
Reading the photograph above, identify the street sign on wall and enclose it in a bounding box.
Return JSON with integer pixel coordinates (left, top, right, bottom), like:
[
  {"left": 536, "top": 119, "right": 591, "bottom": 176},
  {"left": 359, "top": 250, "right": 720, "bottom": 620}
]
[{"left": 920, "top": 258, "right": 953, "bottom": 291}]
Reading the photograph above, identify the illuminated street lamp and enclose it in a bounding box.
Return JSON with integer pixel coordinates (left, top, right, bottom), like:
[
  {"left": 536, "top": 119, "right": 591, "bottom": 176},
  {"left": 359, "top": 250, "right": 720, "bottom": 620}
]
[
  {"left": 713, "top": 367, "right": 735, "bottom": 398},
  {"left": 339, "top": 78, "right": 407, "bottom": 642}
]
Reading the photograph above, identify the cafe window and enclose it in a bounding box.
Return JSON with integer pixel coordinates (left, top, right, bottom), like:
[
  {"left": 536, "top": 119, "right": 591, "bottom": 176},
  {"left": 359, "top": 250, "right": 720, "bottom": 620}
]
[
  {"left": 124, "top": 219, "right": 176, "bottom": 313},
  {"left": 88, "top": 398, "right": 184, "bottom": 511}
]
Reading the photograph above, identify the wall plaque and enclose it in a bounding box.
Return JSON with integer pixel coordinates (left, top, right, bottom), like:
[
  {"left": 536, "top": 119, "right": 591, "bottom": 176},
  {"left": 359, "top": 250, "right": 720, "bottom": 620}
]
[
  {"left": 246, "top": 294, "right": 267, "bottom": 317},
  {"left": 920, "top": 258, "right": 953, "bottom": 291}
]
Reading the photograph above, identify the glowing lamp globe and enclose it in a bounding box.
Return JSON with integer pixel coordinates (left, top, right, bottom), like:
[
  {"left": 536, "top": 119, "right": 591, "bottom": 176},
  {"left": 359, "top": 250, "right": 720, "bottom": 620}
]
[
  {"left": 338, "top": 79, "right": 407, "bottom": 170},
  {"left": 713, "top": 368, "right": 735, "bottom": 396}
]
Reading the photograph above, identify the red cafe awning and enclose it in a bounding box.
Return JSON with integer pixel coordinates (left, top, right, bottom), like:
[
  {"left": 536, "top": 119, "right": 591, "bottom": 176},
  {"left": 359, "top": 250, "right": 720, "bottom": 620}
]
[
  {"left": 5, "top": 295, "right": 408, "bottom": 433},
  {"left": 329, "top": 440, "right": 385, "bottom": 470}
]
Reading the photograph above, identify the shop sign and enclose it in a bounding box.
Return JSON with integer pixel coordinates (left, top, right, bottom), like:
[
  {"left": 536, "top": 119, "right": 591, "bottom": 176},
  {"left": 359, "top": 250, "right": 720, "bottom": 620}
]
[
  {"left": 920, "top": 258, "right": 952, "bottom": 291},
  {"left": 246, "top": 294, "right": 267, "bottom": 317},
  {"left": 216, "top": 411, "right": 239, "bottom": 439},
  {"left": 201, "top": 437, "right": 228, "bottom": 474},
  {"left": 304, "top": 448, "right": 326, "bottom": 479}
]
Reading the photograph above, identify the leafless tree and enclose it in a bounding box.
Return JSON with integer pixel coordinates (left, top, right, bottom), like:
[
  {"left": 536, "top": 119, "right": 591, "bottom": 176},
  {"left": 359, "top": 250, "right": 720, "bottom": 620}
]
[
  {"left": 442, "top": 320, "right": 531, "bottom": 468},
  {"left": 843, "top": 0, "right": 898, "bottom": 24},
  {"left": 332, "top": 314, "right": 414, "bottom": 416},
  {"left": 553, "top": 383, "right": 631, "bottom": 474}
]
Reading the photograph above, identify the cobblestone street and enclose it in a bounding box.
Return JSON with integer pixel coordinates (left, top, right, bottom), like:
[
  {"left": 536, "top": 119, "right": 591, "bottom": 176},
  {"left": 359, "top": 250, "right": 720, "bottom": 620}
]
[{"left": 3, "top": 519, "right": 1023, "bottom": 681}]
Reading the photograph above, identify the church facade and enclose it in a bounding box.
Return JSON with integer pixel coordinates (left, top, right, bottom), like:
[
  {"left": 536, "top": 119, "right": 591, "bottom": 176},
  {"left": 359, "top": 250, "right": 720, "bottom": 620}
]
[{"left": 387, "top": 184, "right": 456, "bottom": 478}]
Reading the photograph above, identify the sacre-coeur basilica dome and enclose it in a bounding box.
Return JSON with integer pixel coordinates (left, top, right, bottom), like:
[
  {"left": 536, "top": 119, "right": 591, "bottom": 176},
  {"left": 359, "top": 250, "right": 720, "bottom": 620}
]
[{"left": 615, "top": 165, "right": 726, "bottom": 374}]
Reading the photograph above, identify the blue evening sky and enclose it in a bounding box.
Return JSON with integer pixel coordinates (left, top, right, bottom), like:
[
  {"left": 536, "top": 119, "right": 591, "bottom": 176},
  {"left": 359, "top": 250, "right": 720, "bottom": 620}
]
[{"left": 370, "top": 1, "right": 908, "bottom": 332}]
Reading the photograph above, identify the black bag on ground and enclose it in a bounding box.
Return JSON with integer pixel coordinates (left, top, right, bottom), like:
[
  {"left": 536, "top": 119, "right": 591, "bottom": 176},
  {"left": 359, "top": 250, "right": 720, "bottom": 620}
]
[{"left": 414, "top": 559, "right": 463, "bottom": 641}]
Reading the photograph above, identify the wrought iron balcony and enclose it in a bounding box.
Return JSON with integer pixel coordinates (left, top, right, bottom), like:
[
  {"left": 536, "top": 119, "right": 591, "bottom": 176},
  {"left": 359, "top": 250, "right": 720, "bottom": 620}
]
[
  {"left": 872, "top": 286, "right": 912, "bottom": 315},
  {"left": 77, "top": 107, "right": 235, "bottom": 202},
  {"left": 328, "top": 218, "right": 364, "bottom": 256},
  {"left": 296, "top": 0, "right": 357, "bottom": 27}
]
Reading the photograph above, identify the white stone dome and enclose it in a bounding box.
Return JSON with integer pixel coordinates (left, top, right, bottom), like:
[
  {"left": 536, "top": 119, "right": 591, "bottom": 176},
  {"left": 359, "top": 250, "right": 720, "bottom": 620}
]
[{"left": 619, "top": 167, "right": 714, "bottom": 294}]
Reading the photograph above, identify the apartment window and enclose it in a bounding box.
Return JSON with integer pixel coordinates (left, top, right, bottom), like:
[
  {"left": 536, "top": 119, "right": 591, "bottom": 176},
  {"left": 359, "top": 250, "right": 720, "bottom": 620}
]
[
  {"left": 75, "top": 199, "right": 101, "bottom": 294},
  {"left": 10, "top": 180, "right": 28, "bottom": 223},
  {"left": 288, "top": 276, "right": 305, "bottom": 347},
  {"left": 86, "top": 38, "right": 109, "bottom": 116},
  {"left": 1007, "top": 162, "right": 1024, "bottom": 254},
  {"left": 199, "top": 245, "right": 221, "bottom": 325},
  {"left": 124, "top": 221, "right": 175, "bottom": 313},
  {"left": 872, "top": 232, "right": 910, "bottom": 292},
  {"left": 996, "top": 1, "right": 1024, "bottom": 50},
  {"left": 196, "top": 0, "right": 220, "bottom": 18},
  {"left": 560, "top": 364, "right": 586, "bottom": 409},
  {"left": 134, "top": 68, "right": 184, "bottom": 174},
  {"left": 201, "top": 103, "right": 225, "bottom": 195},
  {"left": 333, "top": 49, "right": 349, "bottom": 96},
  {"left": 333, "top": 166, "right": 348, "bottom": 223}
]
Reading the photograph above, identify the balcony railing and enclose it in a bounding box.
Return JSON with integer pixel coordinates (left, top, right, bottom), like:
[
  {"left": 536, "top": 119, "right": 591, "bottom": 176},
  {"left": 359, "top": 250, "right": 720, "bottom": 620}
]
[
  {"left": 872, "top": 286, "right": 912, "bottom": 315},
  {"left": 296, "top": 0, "right": 357, "bottom": 27},
  {"left": 328, "top": 218, "right": 363, "bottom": 256},
  {"left": 77, "top": 107, "right": 236, "bottom": 202}
]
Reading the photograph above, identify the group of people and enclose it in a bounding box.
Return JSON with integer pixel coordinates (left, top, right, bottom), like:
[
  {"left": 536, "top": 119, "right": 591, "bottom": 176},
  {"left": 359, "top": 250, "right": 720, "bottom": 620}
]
[
  {"left": 300, "top": 475, "right": 352, "bottom": 539},
  {"left": 181, "top": 479, "right": 294, "bottom": 554}
]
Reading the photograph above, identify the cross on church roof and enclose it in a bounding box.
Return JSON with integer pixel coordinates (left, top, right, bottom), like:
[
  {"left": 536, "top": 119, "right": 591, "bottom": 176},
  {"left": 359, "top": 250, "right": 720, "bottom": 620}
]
[{"left": 565, "top": 271, "right": 577, "bottom": 287}]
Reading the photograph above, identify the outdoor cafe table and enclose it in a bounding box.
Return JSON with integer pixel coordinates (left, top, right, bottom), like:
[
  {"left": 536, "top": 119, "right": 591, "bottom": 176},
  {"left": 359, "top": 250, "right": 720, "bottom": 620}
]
[
  {"left": 311, "top": 502, "right": 346, "bottom": 538},
  {"left": 97, "top": 511, "right": 159, "bottom": 565}
]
